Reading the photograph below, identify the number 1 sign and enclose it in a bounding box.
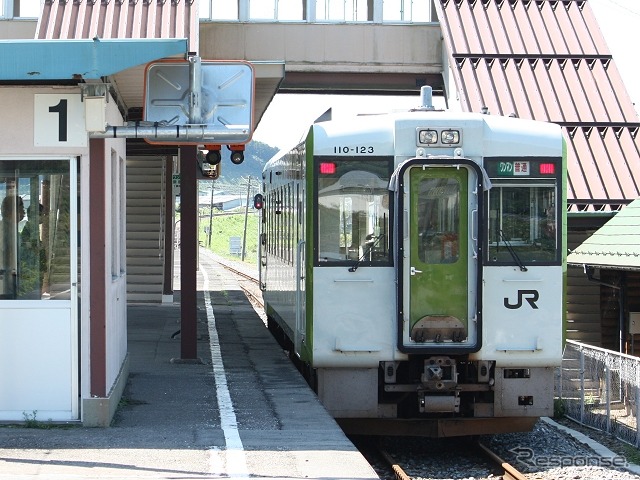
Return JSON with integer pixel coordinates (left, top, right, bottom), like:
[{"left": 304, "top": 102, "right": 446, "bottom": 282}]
[{"left": 34, "top": 94, "right": 87, "bottom": 147}]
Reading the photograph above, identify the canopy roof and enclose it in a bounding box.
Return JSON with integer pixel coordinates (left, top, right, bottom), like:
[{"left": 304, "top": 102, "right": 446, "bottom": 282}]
[
  {"left": 0, "top": 38, "right": 187, "bottom": 81},
  {"left": 568, "top": 198, "right": 640, "bottom": 270}
]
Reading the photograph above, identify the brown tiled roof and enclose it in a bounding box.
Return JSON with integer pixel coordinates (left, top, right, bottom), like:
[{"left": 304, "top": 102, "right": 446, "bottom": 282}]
[
  {"left": 36, "top": 0, "right": 197, "bottom": 47},
  {"left": 435, "top": 0, "right": 640, "bottom": 212}
]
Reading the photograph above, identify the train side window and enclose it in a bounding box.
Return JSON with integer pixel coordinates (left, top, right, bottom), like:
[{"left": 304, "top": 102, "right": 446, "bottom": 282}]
[
  {"left": 315, "top": 157, "right": 393, "bottom": 266},
  {"left": 487, "top": 184, "right": 558, "bottom": 264}
]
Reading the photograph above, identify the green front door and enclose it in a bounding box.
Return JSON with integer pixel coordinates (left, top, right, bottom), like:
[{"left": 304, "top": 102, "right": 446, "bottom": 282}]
[{"left": 404, "top": 165, "right": 476, "bottom": 348}]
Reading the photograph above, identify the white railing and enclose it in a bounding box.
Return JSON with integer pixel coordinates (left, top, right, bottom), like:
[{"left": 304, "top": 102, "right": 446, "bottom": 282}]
[{"left": 559, "top": 340, "right": 640, "bottom": 447}]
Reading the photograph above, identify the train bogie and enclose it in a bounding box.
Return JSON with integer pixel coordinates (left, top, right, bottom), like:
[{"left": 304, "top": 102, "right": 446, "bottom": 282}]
[{"left": 258, "top": 89, "right": 566, "bottom": 436}]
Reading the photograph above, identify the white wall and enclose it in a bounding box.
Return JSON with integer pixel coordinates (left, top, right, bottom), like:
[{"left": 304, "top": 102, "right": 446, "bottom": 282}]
[{"left": 0, "top": 85, "right": 128, "bottom": 419}]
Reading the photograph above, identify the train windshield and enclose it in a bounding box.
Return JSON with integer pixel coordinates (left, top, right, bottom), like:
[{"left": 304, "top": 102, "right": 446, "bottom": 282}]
[
  {"left": 315, "top": 157, "right": 393, "bottom": 266},
  {"left": 487, "top": 183, "right": 558, "bottom": 264}
]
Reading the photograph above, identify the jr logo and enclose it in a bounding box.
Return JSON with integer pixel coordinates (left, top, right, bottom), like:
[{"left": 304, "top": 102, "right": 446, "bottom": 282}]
[{"left": 504, "top": 289, "right": 539, "bottom": 309}]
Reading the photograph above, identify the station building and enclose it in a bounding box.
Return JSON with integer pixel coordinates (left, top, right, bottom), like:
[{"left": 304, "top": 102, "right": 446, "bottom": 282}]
[{"left": 0, "top": 1, "right": 283, "bottom": 426}]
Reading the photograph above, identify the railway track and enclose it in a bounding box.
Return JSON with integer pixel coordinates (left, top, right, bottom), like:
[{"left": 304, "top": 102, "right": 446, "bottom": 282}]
[
  {"left": 367, "top": 437, "right": 527, "bottom": 480},
  {"left": 207, "top": 253, "right": 264, "bottom": 311},
  {"left": 476, "top": 441, "right": 528, "bottom": 480}
]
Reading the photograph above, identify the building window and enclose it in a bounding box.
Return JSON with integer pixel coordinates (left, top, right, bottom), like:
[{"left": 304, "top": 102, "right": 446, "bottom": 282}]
[
  {"left": 1, "top": 0, "right": 40, "bottom": 18},
  {"left": 0, "top": 159, "right": 72, "bottom": 300},
  {"left": 111, "top": 151, "right": 126, "bottom": 278}
]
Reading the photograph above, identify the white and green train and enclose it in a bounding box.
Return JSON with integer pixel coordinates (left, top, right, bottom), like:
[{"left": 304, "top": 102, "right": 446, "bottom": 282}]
[{"left": 257, "top": 88, "right": 566, "bottom": 436}]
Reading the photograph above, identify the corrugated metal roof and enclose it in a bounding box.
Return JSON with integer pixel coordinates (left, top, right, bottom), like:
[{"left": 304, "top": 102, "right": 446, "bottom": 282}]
[
  {"left": 567, "top": 197, "right": 640, "bottom": 269},
  {"left": 36, "top": 0, "right": 198, "bottom": 47},
  {"left": 435, "top": 0, "right": 640, "bottom": 212}
]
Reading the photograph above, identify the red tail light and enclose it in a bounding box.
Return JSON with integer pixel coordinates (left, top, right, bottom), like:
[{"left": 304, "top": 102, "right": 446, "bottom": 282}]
[
  {"left": 319, "top": 162, "right": 337, "bottom": 174},
  {"left": 539, "top": 163, "right": 555, "bottom": 175}
]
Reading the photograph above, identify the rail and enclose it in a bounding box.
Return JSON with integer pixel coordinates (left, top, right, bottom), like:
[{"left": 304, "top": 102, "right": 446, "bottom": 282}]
[
  {"left": 376, "top": 447, "right": 410, "bottom": 480},
  {"left": 375, "top": 440, "right": 526, "bottom": 480},
  {"left": 559, "top": 340, "right": 640, "bottom": 447},
  {"left": 476, "top": 441, "right": 528, "bottom": 480}
]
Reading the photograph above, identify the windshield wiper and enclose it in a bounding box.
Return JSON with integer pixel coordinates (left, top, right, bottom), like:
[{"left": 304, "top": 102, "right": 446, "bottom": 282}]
[
  {"left": 349, "top": 234, "right": 384, "bottom": 272},
  {"left": 499, "top": 230, "right": 528, "bottom": 272}
]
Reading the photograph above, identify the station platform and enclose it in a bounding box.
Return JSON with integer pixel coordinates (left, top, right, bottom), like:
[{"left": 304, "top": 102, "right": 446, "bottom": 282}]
[{"left": 0, "top": 250, "right": 379, "bottom": 480}]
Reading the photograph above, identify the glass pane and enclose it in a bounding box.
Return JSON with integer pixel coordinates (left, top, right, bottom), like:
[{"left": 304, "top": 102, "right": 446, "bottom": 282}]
[
  {"left": 200, "top": 0, "right": 211, "bottom": 19},
  {"left": 251, "top": 0, "right": 276, "bottom": 19},
  {"left": 316, "top": 0, "right": 368, "bottom": 21},
  {"left": 410, "top": 0, "right": 431, "bottom": 21},
  {"left": 383, "top": 0, "right": 404, "bottom": 21},
  {"left": 0, "top": 160, "right": 71, "bottom": 300},
  {"left": 316, "top": 158, "right": 391, "bottom": 265},
  {"left": 209, "top": 0, "right": 238, "bottom": 20},
  {"left": 383, "top": 0, "right": 430, "bottom": 22},
  {"left": 18, "top": 0, "right": 39, "bottom": 17},
  {"left": 416, "top": 177, "right": 460, "bottom": 264},
  {"left": 278, "top": 0, "right": 303, "bottom": 20},
  {"left": 488, "top": 185, "right": 557, "bottom": 263}
]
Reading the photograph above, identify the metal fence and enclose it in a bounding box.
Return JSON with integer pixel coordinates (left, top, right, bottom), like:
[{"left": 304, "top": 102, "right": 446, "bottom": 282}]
[{"left": 559, "top": 340, "right": 640, "bottom": 447}]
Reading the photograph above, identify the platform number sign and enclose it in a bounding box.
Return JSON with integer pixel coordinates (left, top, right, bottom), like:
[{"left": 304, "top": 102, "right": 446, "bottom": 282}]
[{"left": 34, "top": 94, "right": 87, "bottom": 147}]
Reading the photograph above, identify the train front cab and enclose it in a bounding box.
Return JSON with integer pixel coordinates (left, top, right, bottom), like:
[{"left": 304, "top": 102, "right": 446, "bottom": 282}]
[
  {"left": 384, "top": 153, "right": 564, "bottom": 435},
  {"left": 391, "top": 157, "right": 485, "bottom": 422}
]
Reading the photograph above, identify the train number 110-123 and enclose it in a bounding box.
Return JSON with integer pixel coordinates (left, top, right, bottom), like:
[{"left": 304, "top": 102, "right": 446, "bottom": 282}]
[{"left": 333, "top": 146, "right": 375, "bottom": 154}]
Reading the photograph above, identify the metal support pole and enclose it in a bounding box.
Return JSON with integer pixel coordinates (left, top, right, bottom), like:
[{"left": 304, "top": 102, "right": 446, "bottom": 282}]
[
  {"left": 208, "top": 184, "right": 214, "bottom": 247},
  {"left": 636, "top": 368, "right": 640, "bottom": 447},
  {"left": 580, "top": 348, "right": 585, "bottom": 423},
  {"left": 163, "top": 155, "right": 174, "bottom": 298},
  {"left": 188, "top": 56, "right": 202, "bottom": 125},
  {"left": 179, "top": 146, "right": 198, "bottom": 360},
  {"left": 606, "top": 359, "right": 611, "bottom": 433},
  {"left": 242, "top": 177, "right": 251, "bottom": 261}
]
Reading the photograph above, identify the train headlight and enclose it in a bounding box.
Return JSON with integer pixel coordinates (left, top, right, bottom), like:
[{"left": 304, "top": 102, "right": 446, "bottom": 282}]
[
  {"left": 441, "top": 129, "right": 461, "bottom": 144},
  {"left": 418, "top": 129, "right": 438, "bottom": 145}
]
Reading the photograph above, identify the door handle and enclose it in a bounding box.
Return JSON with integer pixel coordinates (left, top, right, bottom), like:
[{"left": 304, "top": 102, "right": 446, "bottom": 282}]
[{"left": 410, "top": 266, "right": 423, "bottom": 276}]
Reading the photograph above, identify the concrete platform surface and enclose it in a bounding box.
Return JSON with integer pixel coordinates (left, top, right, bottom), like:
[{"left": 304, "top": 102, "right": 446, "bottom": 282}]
[{"left": 0, "top": 250, "right": 379, "bottom": 480}]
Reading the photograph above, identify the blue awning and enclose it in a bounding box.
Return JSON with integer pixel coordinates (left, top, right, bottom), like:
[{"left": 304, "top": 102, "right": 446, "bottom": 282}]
[{"left": 0, "top": 38, "right": 188, "bottom": 80}]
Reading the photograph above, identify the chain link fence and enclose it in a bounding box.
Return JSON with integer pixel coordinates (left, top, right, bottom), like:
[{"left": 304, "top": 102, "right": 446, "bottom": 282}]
[{"left": 559, "top": 340, "right": 640, "bottom": 447}]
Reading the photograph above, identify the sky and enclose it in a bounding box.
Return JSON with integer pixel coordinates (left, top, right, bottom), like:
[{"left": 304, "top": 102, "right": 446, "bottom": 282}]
[{"left": 252, "top": 0, "right": 640, "bottom": 150}]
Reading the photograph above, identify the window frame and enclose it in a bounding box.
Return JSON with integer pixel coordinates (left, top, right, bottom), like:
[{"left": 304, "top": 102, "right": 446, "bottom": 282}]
[{"left": 485, "top": 180, "right": 561, "bottom": 266}]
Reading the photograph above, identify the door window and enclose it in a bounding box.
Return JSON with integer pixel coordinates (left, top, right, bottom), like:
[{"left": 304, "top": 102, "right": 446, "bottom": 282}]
[
  {"left": 416, "top": 177, "right": 460, "bottom": 264},
  {"left": 0, "top": 159, "right": 72, "bottom": 300}
]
